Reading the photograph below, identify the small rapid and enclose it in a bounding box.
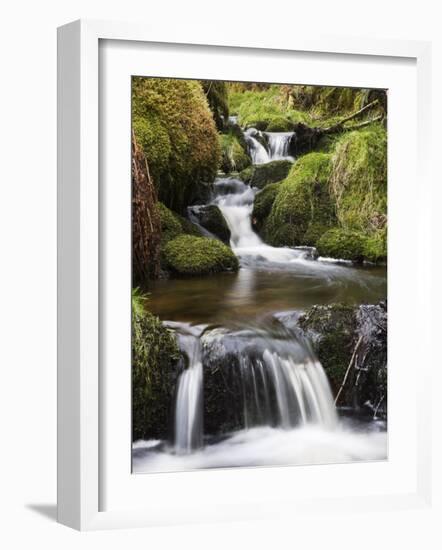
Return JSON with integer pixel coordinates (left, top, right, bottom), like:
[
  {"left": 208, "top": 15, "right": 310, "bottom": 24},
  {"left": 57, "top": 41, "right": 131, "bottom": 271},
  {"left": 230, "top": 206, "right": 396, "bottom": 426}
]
[{"left": 212, "top": 178, "right": 308, "bottom": 264}]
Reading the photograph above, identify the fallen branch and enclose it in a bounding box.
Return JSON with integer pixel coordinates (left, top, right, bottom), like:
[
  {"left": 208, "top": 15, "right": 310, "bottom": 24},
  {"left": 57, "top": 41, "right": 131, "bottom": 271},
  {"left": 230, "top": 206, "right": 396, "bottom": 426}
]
[
  {"left": 323, "top": 99, "right": 380, "bottom": 134},
  {"left": 334, "top": 335, "right": 364, "bottom": 405}
]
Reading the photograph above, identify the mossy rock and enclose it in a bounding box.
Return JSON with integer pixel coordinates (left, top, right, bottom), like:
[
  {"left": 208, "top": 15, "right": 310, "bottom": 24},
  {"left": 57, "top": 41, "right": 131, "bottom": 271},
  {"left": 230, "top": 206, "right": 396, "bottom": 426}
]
[
  {"left": 265, "top": 153, "right": 336, "bottom": 246},
  {"left": 132, "top": 302, "right": 180, "bottom": 441},
  {"left": 132, "top": 77, "right": 220, "bottom": 212},
  {"left": 164, "top": 235, "right": 239, "bottom": 276},
  {"left": 330, "top": 125, "right": 387, "bottom": 235},
  {"left": 158, "top": 202, "right": 204, "bottom": 246},
  {"left": 363, "top": 228, "right": 387, "bottom": 263},
  {"left": 251, "top": 182, "right": 280, "bottom": 232},
  {"left": 298, "top": 304, "right": 357, "bottom": 394},
  {"left": 158, "top": 202, "right": 183, "bottom": 245},
  {"left": 220, "top": 132, "right": 251, "bottom": 173},
  {"left": 188, "top": 205, "right": 231, "bottom": 243},
  {"left": 239, "top": 160, "right": 292, "bottom": 189},
  {"left": 316, "top": 228, "right": 366, "bottom": 262},
  {"left": 265, "top": 117, "right": 294, "bottom": 132},
  {"left": 297, "top": 302, "right": 387, "bottom": 416}
]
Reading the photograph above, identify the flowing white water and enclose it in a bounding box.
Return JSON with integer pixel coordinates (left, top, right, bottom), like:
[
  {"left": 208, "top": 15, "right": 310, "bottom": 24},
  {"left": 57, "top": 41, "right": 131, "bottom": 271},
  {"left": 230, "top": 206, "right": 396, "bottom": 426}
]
[
  {"left": 264, "top": 131, "right": 295, "bottom": 161},
  {"left": 173, "top": 324, "right": 204, "bottom": 454},
  {"left": 212, "top": 178, "right": 307, "bottom": 264},
  {"left": 133, "top": 424, "right": 387, "bottom": 473},
  {"left": 244, "top": 128, "right": 270, "bottom": 164}
]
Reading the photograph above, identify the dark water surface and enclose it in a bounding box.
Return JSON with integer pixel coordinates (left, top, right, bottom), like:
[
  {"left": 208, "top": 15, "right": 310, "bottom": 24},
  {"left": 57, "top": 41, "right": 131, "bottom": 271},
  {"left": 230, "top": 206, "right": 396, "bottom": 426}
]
[{"left": 148, "top": 261, "right": 387, "bottom": 324}]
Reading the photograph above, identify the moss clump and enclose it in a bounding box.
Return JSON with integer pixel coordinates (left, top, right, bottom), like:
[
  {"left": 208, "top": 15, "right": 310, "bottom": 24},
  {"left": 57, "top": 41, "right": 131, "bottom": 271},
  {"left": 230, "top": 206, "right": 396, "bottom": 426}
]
[
  {"left": 363, "top": 227, "right": 387, "bottom": 263},
  {"left": 158, "top": 202, "right": 183, "bottom": 244},
  {"left": 330, "top": 125, "right": 387, "bottom": 234},
  {"left": 132, "top": 295, "right": 180, "bottom": 441},
  {"left": 240, "top": 160, "right": 292, "bottom": 189},
  {"left": 316, "top": 228, "right": 366, "bottom": 262},
  {"left": 229, "top": 86, "right": 312, "bottom": 130},
  {"left": 220, "top": 132, "right": 251, "bottom": 173},
  {"left": 252, "top": 182, "right": 280, "bottom": 232},
  {"left": 158, "top": 202, "right": 204, "bottom": 246},
  {"left": 298, "top": 304, "right": 357, "bottom": 394},
  {"left": 164, "top": 235, "right": 239, "bottom": 276},
  {"left": 132, "top": 77, "right": 220, "bottom": 212},
  {"left": 265, "top": 153, "right": 336, "bottom": 246}
]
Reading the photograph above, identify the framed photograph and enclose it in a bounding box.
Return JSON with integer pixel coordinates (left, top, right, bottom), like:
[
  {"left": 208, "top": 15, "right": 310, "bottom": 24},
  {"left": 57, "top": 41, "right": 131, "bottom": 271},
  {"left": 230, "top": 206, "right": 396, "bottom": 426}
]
[{"left": 57, "top": 19, "right": 432, "bottom": 530}]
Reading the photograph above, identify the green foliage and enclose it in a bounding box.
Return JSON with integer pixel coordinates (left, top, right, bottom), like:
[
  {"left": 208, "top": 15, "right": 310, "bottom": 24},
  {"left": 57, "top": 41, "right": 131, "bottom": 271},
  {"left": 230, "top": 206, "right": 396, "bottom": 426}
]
[
  {"left": 229, "top": 86, "right": 311, "bottom": 130},
  {"left": 220, "top": 131, "right": 251, "bottom": 173},
  {"left": 265, "top": 153, "right": 335, "bottom": 246},
  {"left": 330, "top": 124, "right": 387, "bottom": 234},
  {"left": 363, "top": 227, "right": 387, "bottom": 263},
  {"left": 201, "top": 80, "right": 229, "bottom": 130},
  {"left": 240, "top": 160, "right": 292, "bottom": 189},
  {"left": 164, "top": 235, "right": 239, "bottom": 276},
  {"left": 131, "top": 287, "right": 149, "bottom": 317},
  {"left": 252, "top": 183, "right": 280, "bottom": 232},
  {"left": 316, "top": 228, "right": 366, "bottom": 262},
  {"left": 132, "top": 306, "right": 180, "bottom": 440},
  {"left": 132, "top": 77, "right": 220, "bottom": 212}
]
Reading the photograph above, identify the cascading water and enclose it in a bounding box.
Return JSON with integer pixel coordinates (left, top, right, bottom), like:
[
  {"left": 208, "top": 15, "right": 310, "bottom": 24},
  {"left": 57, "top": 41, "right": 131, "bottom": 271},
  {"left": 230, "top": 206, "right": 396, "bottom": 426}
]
[
  {"left": 244, "top": 128, "right": 270, "bottom": 164},
  {"left": 264, "top": 131, "right": 295, "bottom": 161},
  {"left": 211, "top": 177, "right": 308, "bottom": 264},
  {"left": 172, "top": 323, "right": 205, "bottom": 454},
  {"left": 244, "top": 127, "right": 295, "bottom": 163}
]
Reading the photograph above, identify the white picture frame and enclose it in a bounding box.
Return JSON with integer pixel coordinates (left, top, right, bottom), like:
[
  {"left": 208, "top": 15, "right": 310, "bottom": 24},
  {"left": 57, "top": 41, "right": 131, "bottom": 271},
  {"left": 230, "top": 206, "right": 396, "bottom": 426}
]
[{"left": 57, "top": 19, "right": 432, "bottom": 531}]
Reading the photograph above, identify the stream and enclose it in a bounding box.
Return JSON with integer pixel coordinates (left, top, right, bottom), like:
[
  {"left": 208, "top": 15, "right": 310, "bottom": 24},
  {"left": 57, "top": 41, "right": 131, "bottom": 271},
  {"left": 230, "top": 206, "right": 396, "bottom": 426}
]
[{"left": 133, "top": 127, "right": 388, "bottom": 474}]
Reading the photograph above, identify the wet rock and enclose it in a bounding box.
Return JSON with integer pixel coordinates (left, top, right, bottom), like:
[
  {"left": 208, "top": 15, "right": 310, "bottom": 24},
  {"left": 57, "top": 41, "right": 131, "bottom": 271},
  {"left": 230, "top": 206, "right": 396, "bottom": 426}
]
[
  {"left": 187, "top": 204, "right": 231, "bottom": 244},
  {"left": 239, "top": 160, "right": 293, "bottom": 189},
  {"left": 284, "top": 302, "right": 387, "bottom": 419}
]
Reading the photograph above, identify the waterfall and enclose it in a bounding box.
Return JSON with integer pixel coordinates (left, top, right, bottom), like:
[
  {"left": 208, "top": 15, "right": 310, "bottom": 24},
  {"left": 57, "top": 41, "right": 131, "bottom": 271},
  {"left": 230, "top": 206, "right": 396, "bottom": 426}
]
[
  {"left": 173, "top": 324, "right": 204, "bottom": 454},
  {"left": 211, "top": 177, "right": 308, "bottom": 264},
  {"left": 244, "top": 128, "right": 270, "bottom": 164},
  {"left": 264, "top": 132, "right": 295, "bottom": 161},
  {"left": 202, "top": 325, "right": 338, "bottom": 432}
]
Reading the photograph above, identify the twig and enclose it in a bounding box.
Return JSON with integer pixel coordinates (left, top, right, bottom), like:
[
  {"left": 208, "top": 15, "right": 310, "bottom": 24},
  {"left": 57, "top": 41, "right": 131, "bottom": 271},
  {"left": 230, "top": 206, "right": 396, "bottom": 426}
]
[{"left": 334, "top": 335, "right": 363, "bottom": 405}]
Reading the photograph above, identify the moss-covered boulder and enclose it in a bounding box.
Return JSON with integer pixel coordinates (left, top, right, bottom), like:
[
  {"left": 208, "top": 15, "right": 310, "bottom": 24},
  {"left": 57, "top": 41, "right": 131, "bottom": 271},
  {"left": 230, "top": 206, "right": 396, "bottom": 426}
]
[
  {"left": 187, "top": 205, "right": 231, "bottom": 243},
  {"left": 220, "top": 132, "right": 251, "bottom": 173},
  {"left": 164, "top": 235, "right": 239, "bottom": 276},
  {"left": 239, "top": 159, "right": 292, "bottom": 189},
  {"left": 265, "top": 153, "right": 336, "bottom": 246},
  {"left": 132, "top": 301, "right": 180, "bottom": 441},
  {"left": 295, "top": 302, "right": 387, "bottom": 417},
  {"left": 330, "top": 125, "right": 387, "bottom": 234},
  {"left": 251, "top": 182, "right": 280, "bottom": 232},
  {"left": 316, "top": 228, "right": 366, "bottom": 262},
  {"left": 158, "top": 202, "right": 204, "bottom": 246},
  {"left": 132, "top": 77, "right": 220, "bottom": 212}
]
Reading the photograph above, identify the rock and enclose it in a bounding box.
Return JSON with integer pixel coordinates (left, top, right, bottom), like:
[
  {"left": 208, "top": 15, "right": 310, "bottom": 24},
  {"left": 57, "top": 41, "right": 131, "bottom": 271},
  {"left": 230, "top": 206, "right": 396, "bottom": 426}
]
[
  {"left": 163, "top": 235, "right": 239, "bottom": 276},
  {"left": 286, "top": 302, "right": 387, "bottom": 419},
  {"left": 239, "top": 159, "right": 292, "bottom": 189},
  {"left": 187, "top": 204, "right": 231, "bottom": 244}
]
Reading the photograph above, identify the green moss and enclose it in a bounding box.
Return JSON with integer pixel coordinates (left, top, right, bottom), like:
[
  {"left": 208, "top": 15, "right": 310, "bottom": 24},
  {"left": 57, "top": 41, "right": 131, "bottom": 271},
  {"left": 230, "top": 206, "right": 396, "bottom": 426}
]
[
  {"left": 265, "top": 153, "right": 336, "bottom": 246},
  {"left": 229, "top": 86, "right": 312, "bottom": 130},
  {"left": 157, "top": 202, "right": 183, "bottom": 244},
  {"left": 132, "top": 302, "right": 180, "bottom": 440},
  {"left": 330, "top": 124, "right": 387, "bottom": 234},
  {"left": 251, "top": 182, "right": 280, "bottom": 232},
  {"left": 240, "top": 160, "right": 292, "bottom": 189},
  {"left": 316, "top": 228, "right": 366, "bottom": 262},
  {"left": 298, "top": 304, "right": 357, "bottom": 392},
  {"left": 200, "top": 80, "right": 229, "bottom": 130},
  {"left": 363, "top": 227, "right": 387, "bottom": 263},
  {"left": 164, "top": 235, "right": 239, "bottom": 276},
  {"left": 220, "top": 132, "right": 251, "bottom": 173},
  {"left": 132, "top": 77, "right": 220, "bottom": 212}
]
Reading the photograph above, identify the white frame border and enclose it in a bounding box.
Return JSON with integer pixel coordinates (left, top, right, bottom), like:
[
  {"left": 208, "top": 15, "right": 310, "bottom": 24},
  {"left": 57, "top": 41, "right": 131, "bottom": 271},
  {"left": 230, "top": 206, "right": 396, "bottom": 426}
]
[{"left": 57, "top": 19, "right": 432, "bottom": 531}]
